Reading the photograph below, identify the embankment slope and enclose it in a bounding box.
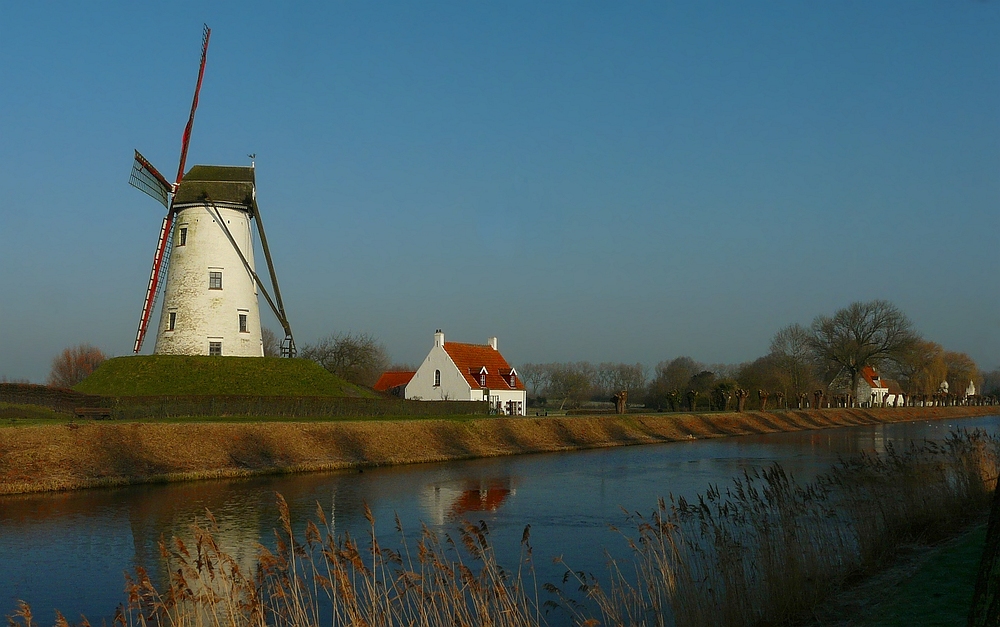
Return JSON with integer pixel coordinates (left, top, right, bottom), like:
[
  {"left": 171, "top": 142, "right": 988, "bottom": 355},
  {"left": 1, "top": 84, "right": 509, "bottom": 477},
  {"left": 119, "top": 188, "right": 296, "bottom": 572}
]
[{"left": 1, "top": 406, "right": 996, "bottom": 495}]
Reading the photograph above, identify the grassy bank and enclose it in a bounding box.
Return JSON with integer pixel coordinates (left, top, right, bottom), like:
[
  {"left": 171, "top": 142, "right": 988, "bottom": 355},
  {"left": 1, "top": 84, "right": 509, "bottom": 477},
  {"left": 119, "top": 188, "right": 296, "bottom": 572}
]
[
  {"left": 74, "top": 355, "right": 376, "bottom": 397},
  {"left": 839, "top": 523, "right": 986, "bottom": 626},
  {"left": 0, "top": 406, "right": 995, "bottom": 495}
]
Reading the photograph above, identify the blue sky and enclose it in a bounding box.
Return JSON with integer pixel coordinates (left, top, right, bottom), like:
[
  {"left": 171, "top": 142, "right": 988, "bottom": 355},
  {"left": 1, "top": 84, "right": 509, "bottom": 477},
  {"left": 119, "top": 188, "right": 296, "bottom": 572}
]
[{"left": 1, "top": 1, "right": 998, "bottom": 382}]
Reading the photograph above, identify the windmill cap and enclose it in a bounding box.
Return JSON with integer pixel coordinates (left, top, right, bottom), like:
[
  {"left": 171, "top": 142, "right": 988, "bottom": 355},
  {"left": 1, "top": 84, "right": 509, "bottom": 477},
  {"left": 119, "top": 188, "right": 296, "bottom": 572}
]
[{"left": 174, "top": 165, "right": 255, "bottom": 209}]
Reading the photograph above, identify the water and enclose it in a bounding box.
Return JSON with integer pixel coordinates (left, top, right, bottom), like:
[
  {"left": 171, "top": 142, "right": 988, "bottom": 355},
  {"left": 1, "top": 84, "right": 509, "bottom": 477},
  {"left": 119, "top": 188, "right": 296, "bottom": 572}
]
[{"left": 2, "top": 415, "right": 997, "bottom": 621}]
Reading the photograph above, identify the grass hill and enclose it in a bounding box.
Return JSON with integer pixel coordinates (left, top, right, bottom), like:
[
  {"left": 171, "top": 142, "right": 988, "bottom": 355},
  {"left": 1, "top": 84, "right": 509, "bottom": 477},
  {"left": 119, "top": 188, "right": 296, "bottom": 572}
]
[{"left": 75, "top": 355, "right": 378, "bottom": 398}]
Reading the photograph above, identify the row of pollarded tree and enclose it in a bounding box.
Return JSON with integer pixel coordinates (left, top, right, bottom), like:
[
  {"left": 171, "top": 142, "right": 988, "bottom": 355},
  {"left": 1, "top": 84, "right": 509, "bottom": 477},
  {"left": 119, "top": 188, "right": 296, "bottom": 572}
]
[{"left": 521, "top": 300, "right": 998, "bottom": 412}]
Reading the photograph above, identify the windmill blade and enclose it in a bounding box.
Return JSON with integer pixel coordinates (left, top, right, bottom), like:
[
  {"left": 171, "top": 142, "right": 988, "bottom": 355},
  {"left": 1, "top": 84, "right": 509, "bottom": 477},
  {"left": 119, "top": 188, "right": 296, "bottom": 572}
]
[
  {"left": 175, "top": 24, "right": 211, "bottom": 185},
  {"left": 254, "top": 199, "right": 296, "bottom": 357},
  {"left": 133, "top": 213, "right": 174, "bottom": 353},
  {"left": 129, "top": 151, "right": 172, "bottom": 210}
]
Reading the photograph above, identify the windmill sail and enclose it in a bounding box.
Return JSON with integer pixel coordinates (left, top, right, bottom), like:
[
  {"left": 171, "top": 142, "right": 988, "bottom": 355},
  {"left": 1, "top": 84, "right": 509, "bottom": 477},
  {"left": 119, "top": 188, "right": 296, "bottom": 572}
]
[
  {"left": 130, "top": 24, "right": 211, "bottom": 354},
  {"left": 129, "top": 151, "right": 172, "bottom": 210},
  {"left": 133, "top": 215, "right": 174, "bottom": 353}
]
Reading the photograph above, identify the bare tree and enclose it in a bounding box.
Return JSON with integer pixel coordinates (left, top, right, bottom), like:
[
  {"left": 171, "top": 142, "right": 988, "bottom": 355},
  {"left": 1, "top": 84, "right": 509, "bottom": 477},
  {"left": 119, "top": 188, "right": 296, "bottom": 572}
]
[
  {"left": 809, "top": 300, "right": 918, "bottom": 397},
  {"left": 597, "top": 362, "right": 648, "bottom": 398},
  {"left": 48, "top": 344, "right": 108, "bottom": 388},
  {"left": 518, "top": 363, "right": 549, "bottom": 397},
  {"left": 646, "top": 357, "right": 701, "bottom": 410},
  {"left": 261, "top": 327, "right": 281, "bottom": 357},
  {"left": 300, "top": 332, "right": 391, "bottom": 388},
  {"left": 769, "top": 323, "right": 816, "bottom": 398},
  {"left": 546, "top": 362, "right": 595, "bottom": 410}
]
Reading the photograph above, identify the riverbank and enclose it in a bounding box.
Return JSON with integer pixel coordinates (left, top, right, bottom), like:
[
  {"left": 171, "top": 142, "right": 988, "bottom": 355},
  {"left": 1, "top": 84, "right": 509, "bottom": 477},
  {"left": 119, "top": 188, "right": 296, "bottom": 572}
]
[
  {"left": 807, "top": 519, "right": 986, "bottom": 626},
  {"left": 1, "top": 406, "right": 995, "bottom": 495}
]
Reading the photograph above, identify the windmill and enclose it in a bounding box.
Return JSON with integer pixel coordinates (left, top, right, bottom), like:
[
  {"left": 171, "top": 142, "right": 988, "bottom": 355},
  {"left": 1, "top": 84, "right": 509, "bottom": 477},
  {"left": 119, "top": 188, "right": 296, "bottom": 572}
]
[{"left": 129, "top": 25, "right": 295, "bottom": 358}]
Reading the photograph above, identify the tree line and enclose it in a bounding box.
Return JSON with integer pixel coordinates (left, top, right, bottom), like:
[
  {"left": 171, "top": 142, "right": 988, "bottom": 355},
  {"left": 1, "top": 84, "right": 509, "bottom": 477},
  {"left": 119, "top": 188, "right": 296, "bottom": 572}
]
[
  {"left": 41, "top": 300, "right": 1000, "bottom": 402},
  {"left": 520, "top": 300, "right": 1000, "bottom": 411}
]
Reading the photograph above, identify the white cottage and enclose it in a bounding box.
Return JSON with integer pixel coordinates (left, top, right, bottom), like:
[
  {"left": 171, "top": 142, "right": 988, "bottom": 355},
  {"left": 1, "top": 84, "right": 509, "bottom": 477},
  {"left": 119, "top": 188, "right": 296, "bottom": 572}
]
[
  {"left": 405, "top": 330, "right": 527, "bottom": 415},
  {"left": 855, "top": 366, "right": 895, "bottom": 407}
]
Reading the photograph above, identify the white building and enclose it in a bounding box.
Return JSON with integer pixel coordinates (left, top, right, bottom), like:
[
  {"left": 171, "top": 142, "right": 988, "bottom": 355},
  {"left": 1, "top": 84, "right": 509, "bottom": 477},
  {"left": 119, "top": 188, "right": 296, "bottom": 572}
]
[
  {"left": 154, "top": 165, "right": 263, "bottom": 357},
  {"left": 855, "top": 366, "right": 896, "bottom": 407},
  {"left": 404, "top": 330, "right": 527, "bottom": 415}
]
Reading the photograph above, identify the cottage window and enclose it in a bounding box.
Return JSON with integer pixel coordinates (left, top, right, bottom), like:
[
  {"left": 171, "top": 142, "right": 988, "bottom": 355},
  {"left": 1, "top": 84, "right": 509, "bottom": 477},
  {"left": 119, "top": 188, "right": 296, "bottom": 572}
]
[
  {"left": 209, "top": 341, "right": 222, "bottom": 356},
  {"left": 209, "top": 271, "right": 223, "bottom": 290},
  {"left": 434, "top": 370, "right": 441, "bottom": 387},
  {"left": 480, "top": 373, "right": 486, "bottom": 387},
  {"left": 510, "top": 374, "right": 516, "bottom": 387}
]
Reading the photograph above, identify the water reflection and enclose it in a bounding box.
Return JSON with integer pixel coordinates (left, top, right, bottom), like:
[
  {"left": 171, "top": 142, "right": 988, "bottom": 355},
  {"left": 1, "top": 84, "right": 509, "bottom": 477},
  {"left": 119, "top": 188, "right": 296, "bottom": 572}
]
[{"left": 2, "top": 415, "right": 998, "bottom": 621}]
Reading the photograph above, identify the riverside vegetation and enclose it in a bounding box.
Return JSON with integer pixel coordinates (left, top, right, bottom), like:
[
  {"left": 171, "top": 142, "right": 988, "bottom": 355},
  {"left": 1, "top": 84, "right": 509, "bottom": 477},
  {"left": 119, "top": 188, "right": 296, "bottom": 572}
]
[{"left": 7, "top": 429, "right": 998, "bottom": 627}]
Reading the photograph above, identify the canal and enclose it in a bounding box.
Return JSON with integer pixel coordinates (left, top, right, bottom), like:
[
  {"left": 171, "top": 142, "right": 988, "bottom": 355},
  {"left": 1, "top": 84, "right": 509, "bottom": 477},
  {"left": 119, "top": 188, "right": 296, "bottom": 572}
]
[{"left": 2, "top": 414, "right": 998, "bottom": 621}]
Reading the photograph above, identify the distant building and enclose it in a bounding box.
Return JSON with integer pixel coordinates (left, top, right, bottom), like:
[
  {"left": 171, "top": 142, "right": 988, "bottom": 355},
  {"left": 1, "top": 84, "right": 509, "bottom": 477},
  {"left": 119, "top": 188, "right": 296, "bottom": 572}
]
[
  {"left": 857, "top": 365, "right": 905, "bottom": 406},
  {"left": 373, "top": 371, "right": 416, "bottom": 398},
  {"left": 403, "top": 330, "right": 527, "bottom": 415}
]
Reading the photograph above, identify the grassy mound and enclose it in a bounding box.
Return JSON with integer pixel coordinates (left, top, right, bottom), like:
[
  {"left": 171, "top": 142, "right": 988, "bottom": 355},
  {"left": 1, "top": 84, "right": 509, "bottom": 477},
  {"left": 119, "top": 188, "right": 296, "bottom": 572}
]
[{"left": 75, "top": 356, "right": 377, "bottom": 398}]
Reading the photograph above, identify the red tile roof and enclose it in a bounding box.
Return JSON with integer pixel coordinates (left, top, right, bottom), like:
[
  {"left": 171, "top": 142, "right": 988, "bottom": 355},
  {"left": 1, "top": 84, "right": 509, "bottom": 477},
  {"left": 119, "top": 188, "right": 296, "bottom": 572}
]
[
  {"left": 373, "top": 371, "right": 415, "bottom": 392},
  {"left": 442, "top": 342, "right": 526, "bottom": 391},
  {"left": 860, "top": 365, "right": 885, "bottom": 389}
]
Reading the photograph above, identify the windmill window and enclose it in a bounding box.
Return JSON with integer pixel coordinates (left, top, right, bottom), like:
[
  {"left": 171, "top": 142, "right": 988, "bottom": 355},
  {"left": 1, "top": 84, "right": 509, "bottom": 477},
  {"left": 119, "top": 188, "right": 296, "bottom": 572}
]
[
  {"left": 178, "top": 227, "right": 187, "bottom": 246},
  {"left": 434, "top": 370, "right": 441, "bottom": 387},
  {"left": 239, "top": 313, "right": 248, "bottom": 333},
  {"left": 209, "top": 341, "right": 222, "bottom": 356},
  {"left": 168, "top": 312, "right": 176, "bottom": 331},
  {"left": 209, "top": 271, "right": 223, "bottom": 290}
]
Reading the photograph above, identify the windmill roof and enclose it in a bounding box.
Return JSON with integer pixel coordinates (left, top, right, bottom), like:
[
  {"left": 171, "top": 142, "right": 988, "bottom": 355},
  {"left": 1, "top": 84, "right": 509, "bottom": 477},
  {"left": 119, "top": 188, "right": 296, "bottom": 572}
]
[{"left": 174, "top": 165, "right": 256, "bottom": 209}]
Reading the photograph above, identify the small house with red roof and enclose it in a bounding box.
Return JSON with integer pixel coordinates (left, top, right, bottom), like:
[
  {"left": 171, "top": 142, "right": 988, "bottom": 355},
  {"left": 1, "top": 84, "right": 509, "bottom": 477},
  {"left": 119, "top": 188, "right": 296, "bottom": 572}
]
[
  {"left": 373, "top": 370, "right": 416, "bottom": 398},
  {"left": 403, "top": 330, "right": 527, "bottom": 415},
  {"left": 857, "top": 365, "right": 891, "bottom": 407}
]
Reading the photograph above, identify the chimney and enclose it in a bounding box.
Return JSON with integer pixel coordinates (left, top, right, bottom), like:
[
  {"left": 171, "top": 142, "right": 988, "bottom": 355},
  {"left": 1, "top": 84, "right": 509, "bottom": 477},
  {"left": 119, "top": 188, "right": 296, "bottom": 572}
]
[
  {"left": 434, "top": 329, "right": 445, "bottom": 347},
  {"left": 488, "top": 336, "right": 497, "bottom": 350}
]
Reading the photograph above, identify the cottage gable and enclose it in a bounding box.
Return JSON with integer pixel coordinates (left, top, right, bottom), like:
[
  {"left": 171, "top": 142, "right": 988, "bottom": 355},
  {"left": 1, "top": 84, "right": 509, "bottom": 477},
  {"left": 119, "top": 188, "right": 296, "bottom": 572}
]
[{"left": 400, "top": 330, "right": 527, "bottom": 415}]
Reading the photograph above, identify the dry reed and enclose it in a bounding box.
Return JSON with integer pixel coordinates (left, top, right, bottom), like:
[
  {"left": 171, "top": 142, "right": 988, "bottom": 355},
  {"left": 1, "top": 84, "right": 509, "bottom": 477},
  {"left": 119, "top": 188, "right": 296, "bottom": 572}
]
[
  {"left": 6, "top": 430, "right": 999, "bottom": 627},
  {"left": 557, "top": 429, "right": 1000, "bottom": 626}
]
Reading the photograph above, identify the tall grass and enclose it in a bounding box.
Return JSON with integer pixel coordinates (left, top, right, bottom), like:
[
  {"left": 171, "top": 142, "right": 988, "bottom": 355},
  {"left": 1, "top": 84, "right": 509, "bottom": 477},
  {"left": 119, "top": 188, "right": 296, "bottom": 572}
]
[
  {"left": 7, "top": 430, "right": 999, "bottom": 627},
  {"left": 564, "top": 429, "right": 999, "bottom": 626}
]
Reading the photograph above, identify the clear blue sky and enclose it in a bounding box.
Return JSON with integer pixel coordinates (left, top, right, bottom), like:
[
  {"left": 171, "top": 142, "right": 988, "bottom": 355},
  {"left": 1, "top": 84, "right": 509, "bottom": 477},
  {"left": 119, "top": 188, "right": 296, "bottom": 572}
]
[{"left": 1, "top": 1, "right": 998, "bottom": 383}]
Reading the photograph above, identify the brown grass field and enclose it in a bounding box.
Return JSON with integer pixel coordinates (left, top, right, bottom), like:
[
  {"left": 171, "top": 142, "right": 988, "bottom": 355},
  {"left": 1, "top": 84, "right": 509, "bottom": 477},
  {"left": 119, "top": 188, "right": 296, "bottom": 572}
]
[{"left": 0, "top": 406, "right": 995, "bottom": 495}]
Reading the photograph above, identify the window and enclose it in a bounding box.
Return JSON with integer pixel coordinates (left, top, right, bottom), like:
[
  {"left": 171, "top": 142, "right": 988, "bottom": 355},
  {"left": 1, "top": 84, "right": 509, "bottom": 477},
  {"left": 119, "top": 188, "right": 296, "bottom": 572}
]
[
  {"left": 239, "top": 313, "right": 248, "bottom": 333},
  {"left": 434, "top": 369, "right": 441, "bottom": 387},
  {"left": 209, "top": 341, "right": 222, "bottom": 356},
  {"left": 209, "top": 271, "right": 223, "bottom": 290},
  {"left": 178, "top": 227, "right": 187, "bottom": 246},
  {"left": 480, "top": 373, "right": 487, "bottom": 387},
  {"left": 510, "top": 374, "right": 516, "bottom": 387},
  {"left": 167, "top": 312, "right": 176, "bottom": 331}
]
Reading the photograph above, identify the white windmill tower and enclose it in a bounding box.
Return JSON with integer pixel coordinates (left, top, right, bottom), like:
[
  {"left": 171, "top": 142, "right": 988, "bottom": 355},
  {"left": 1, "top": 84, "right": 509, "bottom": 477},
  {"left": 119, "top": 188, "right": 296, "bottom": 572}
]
[{"left": 128, "top": 25, "right": 295, "bottom": 358}]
